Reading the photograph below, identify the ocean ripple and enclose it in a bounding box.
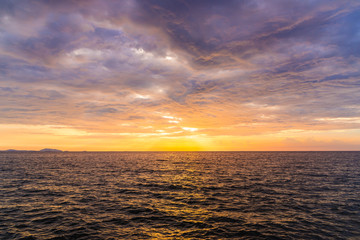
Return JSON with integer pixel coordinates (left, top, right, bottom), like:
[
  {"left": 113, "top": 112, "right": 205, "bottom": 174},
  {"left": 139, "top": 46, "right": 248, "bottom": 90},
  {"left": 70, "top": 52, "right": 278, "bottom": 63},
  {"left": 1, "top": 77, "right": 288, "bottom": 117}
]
[{"left": 1, "top": 151, "right": 360, "bottom": 239}]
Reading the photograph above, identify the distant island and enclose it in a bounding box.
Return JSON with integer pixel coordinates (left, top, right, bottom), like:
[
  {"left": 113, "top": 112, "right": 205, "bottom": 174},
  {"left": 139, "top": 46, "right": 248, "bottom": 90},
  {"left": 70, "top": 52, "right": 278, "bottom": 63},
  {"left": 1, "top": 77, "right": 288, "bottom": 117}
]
[
  {"left": 3, "top": 148, "right": 63, "bottom": 152},
  {"left": 39, "top": 148, "right": 63, "bottom": 152},
  {"left": 4, "top": 149, "right": 31, "bottom": 152}
]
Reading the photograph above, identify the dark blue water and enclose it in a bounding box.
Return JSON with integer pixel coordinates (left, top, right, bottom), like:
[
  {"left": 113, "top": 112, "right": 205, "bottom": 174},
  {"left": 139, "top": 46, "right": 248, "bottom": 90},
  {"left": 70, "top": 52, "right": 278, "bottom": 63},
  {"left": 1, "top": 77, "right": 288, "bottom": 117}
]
[{"left": 1, "top": 151, "right": 360, "bottom": 239}]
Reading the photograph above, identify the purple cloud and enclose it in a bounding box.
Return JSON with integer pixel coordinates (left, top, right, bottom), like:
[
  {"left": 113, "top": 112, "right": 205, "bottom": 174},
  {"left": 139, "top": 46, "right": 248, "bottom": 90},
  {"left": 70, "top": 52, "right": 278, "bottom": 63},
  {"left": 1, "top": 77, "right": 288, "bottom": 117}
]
[{"left": 0, "top": 0, "right": 360, "bottom": 138}]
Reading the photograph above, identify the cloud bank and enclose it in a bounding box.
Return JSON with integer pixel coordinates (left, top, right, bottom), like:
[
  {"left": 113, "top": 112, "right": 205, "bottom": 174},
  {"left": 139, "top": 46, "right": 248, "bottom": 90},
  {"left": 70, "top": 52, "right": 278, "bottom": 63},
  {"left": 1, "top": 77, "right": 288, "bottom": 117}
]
[{"left": 1, "top": 0, "right": 360, "bottom": 150}]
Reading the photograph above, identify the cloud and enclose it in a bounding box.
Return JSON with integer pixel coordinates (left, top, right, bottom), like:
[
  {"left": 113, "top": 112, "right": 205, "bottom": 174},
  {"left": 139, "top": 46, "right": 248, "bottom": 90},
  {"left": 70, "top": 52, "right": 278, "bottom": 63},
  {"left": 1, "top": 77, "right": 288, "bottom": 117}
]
[{"left": 0, "top": 0, "right": 360, "bottom": 150}]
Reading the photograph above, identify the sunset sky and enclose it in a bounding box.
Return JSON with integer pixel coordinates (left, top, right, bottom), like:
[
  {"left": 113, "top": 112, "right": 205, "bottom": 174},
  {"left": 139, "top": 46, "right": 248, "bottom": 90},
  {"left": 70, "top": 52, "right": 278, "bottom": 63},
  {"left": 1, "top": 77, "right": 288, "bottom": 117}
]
[{"left": 1, "top": 0, "right": 360, "bottom": 151}]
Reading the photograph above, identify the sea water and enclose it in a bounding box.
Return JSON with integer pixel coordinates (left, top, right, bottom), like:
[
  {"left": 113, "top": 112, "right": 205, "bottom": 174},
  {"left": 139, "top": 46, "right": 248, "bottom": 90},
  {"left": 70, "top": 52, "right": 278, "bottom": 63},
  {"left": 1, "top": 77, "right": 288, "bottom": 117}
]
[{"left": 1, "top": 151, "right": 359, "bottom": 239}]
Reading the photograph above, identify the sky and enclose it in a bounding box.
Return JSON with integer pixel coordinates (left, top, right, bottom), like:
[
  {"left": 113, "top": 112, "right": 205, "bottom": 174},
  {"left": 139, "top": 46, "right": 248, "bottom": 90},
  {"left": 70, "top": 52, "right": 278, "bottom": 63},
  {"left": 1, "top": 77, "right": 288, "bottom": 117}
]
[{"left": 1, "top": 0, "right": 360, "bottom": 151}]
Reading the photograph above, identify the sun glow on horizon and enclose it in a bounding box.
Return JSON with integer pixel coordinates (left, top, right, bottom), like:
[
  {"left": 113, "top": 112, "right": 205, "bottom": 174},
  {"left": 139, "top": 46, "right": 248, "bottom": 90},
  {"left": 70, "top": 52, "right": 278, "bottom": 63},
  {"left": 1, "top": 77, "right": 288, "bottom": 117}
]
[{"left": 1, "top": 123, "right": 359, "bottom": 151}]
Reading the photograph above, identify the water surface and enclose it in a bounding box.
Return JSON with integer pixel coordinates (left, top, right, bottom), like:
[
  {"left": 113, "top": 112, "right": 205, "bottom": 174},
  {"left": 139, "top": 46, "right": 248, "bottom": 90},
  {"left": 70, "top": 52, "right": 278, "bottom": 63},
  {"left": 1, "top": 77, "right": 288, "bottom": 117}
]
[{"left": 1, "top": 151, "right": 359, "bottom": 239}]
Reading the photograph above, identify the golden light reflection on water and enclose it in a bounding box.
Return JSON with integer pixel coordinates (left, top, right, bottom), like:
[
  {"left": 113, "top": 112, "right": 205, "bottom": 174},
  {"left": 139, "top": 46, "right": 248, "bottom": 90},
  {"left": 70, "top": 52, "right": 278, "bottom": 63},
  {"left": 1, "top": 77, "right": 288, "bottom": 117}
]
[{"left": 138, "top": 153, "right": 214, "bottom": 238}]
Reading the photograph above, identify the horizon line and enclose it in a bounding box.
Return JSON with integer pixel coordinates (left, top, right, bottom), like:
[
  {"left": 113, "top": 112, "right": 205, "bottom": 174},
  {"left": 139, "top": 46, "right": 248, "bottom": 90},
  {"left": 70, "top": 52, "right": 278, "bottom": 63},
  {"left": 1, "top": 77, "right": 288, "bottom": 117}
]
[{"left": 1, "top": 150, "right": 360, "bottom": 152}]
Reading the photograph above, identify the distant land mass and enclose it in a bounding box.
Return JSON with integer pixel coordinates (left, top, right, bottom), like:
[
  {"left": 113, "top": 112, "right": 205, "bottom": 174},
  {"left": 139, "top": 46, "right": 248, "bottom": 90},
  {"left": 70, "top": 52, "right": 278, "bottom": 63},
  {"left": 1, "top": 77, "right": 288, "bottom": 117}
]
[
  {"left": 4, "top": 149, "right": 30, "bottom": 152},
  {"left": 3, "top": 148, "right": 63, "bottom": 152},
  {"left": 39, "top": 148, "right": 63, "bottom": 152}
]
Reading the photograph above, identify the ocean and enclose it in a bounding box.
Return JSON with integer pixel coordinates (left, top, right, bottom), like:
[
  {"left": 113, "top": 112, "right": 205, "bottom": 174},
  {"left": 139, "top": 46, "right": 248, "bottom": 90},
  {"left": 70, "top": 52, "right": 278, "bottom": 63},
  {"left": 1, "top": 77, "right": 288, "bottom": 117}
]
[{"left": 1, "top": 151, "right": 359, "bottom": 239}]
